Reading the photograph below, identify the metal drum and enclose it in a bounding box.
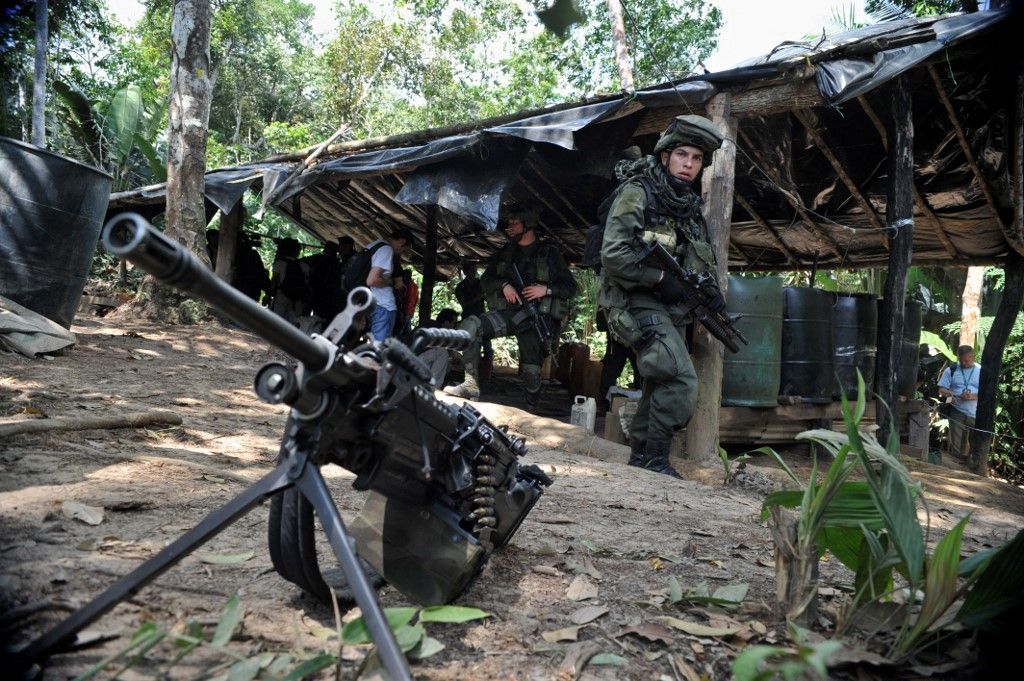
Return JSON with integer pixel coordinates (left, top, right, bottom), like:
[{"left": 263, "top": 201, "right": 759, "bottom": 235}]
[
  {"left": 780, "top": 287, "right": 834, "bottom": 404},
  {"left": 722, "top": 275, "right": 783, "bottom": 407},
  {"left": 898, "top": 300, "right": 923, "bottom": 397},
  {"left": 0, "top": 137, "right": 112, "bottom": 327},
  {"left": 832, "top": 292, "right": 878, "bottom": 400}
]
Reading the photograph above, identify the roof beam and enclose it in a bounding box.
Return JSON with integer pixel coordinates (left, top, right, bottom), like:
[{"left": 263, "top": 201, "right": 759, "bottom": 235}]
[
  {"left": 733, "top": 192, "right": 799, "bottom": 266},
  {"left": 516, "top": 175, "right": 580, "bottom": 254},
  {"left": 928, "top": 63, "right": 1024, "bottom": 257},
  {"left": 792, "top": 108, "right": 890, "bottom": 251},
  {"left": 525, "top": 157, "right": 591, "bottom": 232},
  {"left": 737, "top": 128, "right": 845, "bottom": 260},
  {"left": 857, "top": 94, "right": 961, "bottom": 259}
]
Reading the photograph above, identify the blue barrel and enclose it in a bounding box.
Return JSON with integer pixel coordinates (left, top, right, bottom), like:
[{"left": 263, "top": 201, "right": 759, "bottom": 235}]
[
  {"left": 832, "top": 293, "right": 878, "bottom": 400},
  {"left": 0, "top": 137, "right": 112, "bottom": 327},
  {"left": 780, "top": 287, "right": 834, "bottom": 404},
  {"left": 722, "top": 275, "right": 783, "bottom": 407}
]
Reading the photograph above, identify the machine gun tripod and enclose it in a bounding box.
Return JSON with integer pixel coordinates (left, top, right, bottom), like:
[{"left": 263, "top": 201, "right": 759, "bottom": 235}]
[{"left": 12, "top": 214, "right": 551, "bottom": 681}]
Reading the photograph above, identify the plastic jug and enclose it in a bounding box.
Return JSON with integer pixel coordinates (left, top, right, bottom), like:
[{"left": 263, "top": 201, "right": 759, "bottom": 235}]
[{"left": 570, "top": 395, "right": 597, "bottom": 433}]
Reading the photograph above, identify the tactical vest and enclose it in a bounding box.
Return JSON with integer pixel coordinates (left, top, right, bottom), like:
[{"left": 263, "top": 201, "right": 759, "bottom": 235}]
[
  {"left": 486, "top": 243, "right": 568, "bottom": 319},
  {"left": 640, "top": 187, "right": 716, "bottom": 275},
  {"left": 599, "top": 180, "right": 716, "bottom": 315}
]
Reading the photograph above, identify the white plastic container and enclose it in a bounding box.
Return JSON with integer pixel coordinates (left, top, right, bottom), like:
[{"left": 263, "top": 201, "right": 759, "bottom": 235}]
[{"left": 570, "top": 395, "right": 597, "bottom": 433}]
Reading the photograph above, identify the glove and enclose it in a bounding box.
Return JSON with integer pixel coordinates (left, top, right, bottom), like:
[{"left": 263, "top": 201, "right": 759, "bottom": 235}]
[
  {"left": 658, "top": 274, "right": 687, "bottom": 305},
  {"left": 706, "top": 290, "right": 727, "bottom": 313}
]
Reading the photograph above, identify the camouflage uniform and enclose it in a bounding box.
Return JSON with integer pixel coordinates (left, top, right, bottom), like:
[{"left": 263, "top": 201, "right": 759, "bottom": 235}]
[
  {"left": 598, "top": 115, "right": 723, "bottom": 476},
  {"left": 446, "top": 216, "right": 576, "bottom": 408}
]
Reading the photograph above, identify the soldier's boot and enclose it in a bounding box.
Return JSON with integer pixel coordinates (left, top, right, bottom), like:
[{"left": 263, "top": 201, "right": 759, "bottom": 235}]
[
  {"left": 642, "top": 440, "right": 682, "bottom": 479},
  {"left": 443, "top": 316, "right": 483, "bottom": 399},
  {"left": 522, "top": 363, "right": 544, "bottom": 414},
  {"left": 628, "top": 440, "right": 646, "bottom": 467},
  {"left": 443, "top": 370, "right": 480, "bottom": 399}
]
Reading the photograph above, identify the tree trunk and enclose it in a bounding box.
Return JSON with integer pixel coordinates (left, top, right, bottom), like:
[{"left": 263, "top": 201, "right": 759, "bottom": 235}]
[
  {"left": 134, "top": 0, "right": 212, "bottom": 322},
  {"left": 31, "top": 0, "right": 47, "bottom": 147},
  {"left": 877, "top": 76, "right": 915, "bottom": 444},
  {"left": 605, "top": 0, "right": 634, "bottom": 93},
  {"left": 960, "top": 266, "right": 985, "bottom": 347},
  {"left": 685, "top": 93, "right": 736, "bottom": 464},
  {"left": 165, "top": 0, "right": 212, "bottom": 258}
]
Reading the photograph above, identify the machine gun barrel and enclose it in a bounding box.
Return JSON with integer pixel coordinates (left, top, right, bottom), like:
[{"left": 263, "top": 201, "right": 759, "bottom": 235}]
[{"left": 102, "top": 213, "right": 330, "bottom": 372}]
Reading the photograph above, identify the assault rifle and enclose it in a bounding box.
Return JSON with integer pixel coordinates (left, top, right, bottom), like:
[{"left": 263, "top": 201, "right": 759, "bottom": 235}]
[
  {"left": 15, "top": 214, "right": 551, "bottom": 681},
  {"left": 509, "top": 263, "right": 556, "bottom": 358},
  {"left": 641, "top": 240, "right": 748, "bottom": 354}
]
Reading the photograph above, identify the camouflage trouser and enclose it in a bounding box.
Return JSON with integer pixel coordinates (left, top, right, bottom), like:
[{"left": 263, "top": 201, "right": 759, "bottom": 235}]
[
  {"left": 457, "top": 309, "right": 552, "bottom": 393},
  {"left": 608, "top": 305, "right": 697, "bottom": 443}
]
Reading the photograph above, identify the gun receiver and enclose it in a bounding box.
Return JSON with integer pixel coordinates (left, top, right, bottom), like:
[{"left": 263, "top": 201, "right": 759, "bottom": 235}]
[
  {"left": 17, "top": 214, "right": 551, "bottom": 681},
  {"left": 641, "top": 240, "right": 748, "bottom": 354},
  {"left": 509, "top": 263, "right": 556, "bottom": 358}
]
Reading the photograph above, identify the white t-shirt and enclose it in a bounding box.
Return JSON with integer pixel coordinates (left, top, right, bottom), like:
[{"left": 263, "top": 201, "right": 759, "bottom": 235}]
[{"left": 367, "top": 240, "right": 396, "bottom": 311}]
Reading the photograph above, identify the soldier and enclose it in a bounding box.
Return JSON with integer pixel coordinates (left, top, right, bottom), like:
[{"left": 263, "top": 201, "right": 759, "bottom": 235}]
[
  {"left": 598, "top": 115, "right": 724, "bottom": 478},
  {"left": 444, "top": 206, "right": 576, "bottom": 411}
]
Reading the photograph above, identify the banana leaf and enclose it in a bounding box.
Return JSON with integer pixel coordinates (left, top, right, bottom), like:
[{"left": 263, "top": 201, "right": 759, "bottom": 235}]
[
  {"left": 107, "top": 85, "right": 143, "bottom": 166},
  {"left": 957, "top": 528, "right": 1024, "bottom": 630}
]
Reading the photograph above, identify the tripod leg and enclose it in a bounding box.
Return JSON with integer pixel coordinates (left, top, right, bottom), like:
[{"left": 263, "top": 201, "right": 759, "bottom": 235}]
[
  {"left": 19, "top": 461, "right": 295, "bottom": 666},
  {"left": 295, "top": 467, "right": 413, "bottom": 681}
]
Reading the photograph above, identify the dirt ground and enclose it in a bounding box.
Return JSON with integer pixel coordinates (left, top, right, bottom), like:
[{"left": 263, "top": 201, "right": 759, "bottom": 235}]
[{"left": 2, "top": 315, "right": 1022, "bottom": 680}]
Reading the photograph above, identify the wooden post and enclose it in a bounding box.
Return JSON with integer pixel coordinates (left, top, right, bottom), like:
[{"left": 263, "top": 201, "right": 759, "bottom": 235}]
[
  {"left": 605, "top": 0, "right": 634, "bottom": 94},
  {"left": 970, "top": 65, "right": 1024, "bottom": 476},
  {"left": 214, "top": 200, "right": 244, "bottom": 281},
  {"left": 876, "top": 75, "right": 915, "bottom": 444},
  {"left": 970, "top": 254, "right": 1024, "bottom": 476},
  {"left": 685, "top": 93, "right": 736, "bottom": 464},
  {"left": 418, "top": 205, "right": 438, "bottom": 326}
]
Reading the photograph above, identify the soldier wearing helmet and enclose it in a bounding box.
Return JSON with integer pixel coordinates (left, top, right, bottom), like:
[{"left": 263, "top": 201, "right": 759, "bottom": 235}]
[
  {"left": 597, "top": 114, "right": 725, "bottom": 478},
  {"left": 444, "top": 204, "right": 576, "bottom": 411}
]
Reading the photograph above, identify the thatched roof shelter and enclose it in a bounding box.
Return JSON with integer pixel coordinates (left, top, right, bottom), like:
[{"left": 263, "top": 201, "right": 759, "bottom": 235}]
[{"left": 108, "top": 8, "right": 1021, "bottom": 275}]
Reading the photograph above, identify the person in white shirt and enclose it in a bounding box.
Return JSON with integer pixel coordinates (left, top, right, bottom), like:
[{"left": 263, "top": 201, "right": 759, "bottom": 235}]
[
  {"left": 937, "top": 344, "right": 982, "bottom": 468},
  {"left": 365, "top": 228, "right": 413, "bottom": 341}
]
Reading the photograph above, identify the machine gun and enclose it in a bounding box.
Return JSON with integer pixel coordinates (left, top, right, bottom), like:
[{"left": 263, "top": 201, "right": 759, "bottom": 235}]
[
  {"left": 641, "top": 241, "right": 748, "bottom": 354},
  {"left": 509, "top": 263, "right": 556, "bottom": 358},
  {"left": 15, "top": 214, "right": 551, "bottom": 681}
]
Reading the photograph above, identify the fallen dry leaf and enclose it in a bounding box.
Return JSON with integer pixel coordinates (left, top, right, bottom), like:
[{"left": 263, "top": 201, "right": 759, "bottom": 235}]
[
  {"left": 532, "top": 565, "right": 561, "bottom": 576},
  {"left": 542, "top": 625, "right": 582, "bottom": 643},
  {"left": 566, "top": 575, "right": 598, "bottom": 601},
  {"left": 656, "top": 616, "right": 740, "bottom": 638},
  {"left": 751, "top": 621, "right": 768, "bottom": 635},
  {"left": 690, "top": 641, "right": 705, "bottom": 656},
  {"left": 671, "top": 654, "right": 703, "bottom": 681},
  {"left": 570, "top": 605, "right": 609, "bottom": 625},
  {"left": 617, "top": 623, "right": 674, "bottom": 645},
  {"left": 61, "top": 501, "right": 104, "bottom": 526}
]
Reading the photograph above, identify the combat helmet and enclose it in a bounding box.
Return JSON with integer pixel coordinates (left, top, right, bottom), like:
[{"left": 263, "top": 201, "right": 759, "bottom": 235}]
[{"left": 654, "top": 115, "right": 724, "bottom": 156}]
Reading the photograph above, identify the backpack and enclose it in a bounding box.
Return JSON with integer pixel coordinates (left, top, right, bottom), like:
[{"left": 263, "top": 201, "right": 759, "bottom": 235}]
[
  {"left": 279, "top": 258, "right": 308, "bottom": 300},
  {"left": 581, "top": 176, "right": 658, "bottom": 273},
  {"left": 341, "top": 241, "right": 388, "bottom": 292}
]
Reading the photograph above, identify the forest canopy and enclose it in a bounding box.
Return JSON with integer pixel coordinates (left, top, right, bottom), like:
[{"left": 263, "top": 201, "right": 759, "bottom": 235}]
[{"left": 0, "top": 0, "right": 722, "bottom": 186}]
